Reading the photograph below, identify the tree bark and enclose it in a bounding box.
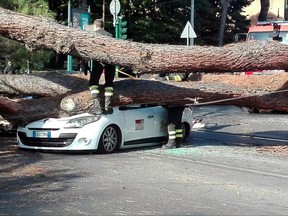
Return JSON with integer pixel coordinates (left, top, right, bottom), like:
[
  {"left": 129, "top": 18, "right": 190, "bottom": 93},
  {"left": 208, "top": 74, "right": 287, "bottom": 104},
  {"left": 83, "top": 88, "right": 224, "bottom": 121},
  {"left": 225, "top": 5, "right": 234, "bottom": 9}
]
[
  {"left": 0, "top": 7, "right": 288, "bottom": 129},
  {"left": 1, "top": 72, "right": 287, "bottom": 127},
  {"left": 1, "top": 7, "right": 288, "bottom": 73}
]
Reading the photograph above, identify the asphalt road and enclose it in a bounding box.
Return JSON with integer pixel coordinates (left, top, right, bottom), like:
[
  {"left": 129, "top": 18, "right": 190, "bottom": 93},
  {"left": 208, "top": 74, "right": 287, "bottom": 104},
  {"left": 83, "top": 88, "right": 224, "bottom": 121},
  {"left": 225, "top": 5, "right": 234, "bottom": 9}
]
[{"left": 0, "top": 105, "right": 288, "bottom": 216}]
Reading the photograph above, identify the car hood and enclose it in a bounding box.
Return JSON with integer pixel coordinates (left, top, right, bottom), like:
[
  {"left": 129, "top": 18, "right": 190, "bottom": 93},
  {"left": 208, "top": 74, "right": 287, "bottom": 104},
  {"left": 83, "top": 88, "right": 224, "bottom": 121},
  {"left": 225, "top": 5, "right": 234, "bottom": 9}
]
[{"left": 24, "top": 113, "right": 93, "bottom": 129}]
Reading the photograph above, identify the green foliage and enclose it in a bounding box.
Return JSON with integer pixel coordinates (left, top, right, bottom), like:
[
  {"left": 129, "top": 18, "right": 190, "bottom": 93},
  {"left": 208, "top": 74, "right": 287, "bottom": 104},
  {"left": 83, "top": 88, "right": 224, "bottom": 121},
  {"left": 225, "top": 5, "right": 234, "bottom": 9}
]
[
  {"left": 119, "top": 0, "right": 190, "bottom": 44},
  {"left": 0, "top": 0, "right": 254, "bottom": 72},
  {"left": 13, "top": 0, "right": 55, "bottom": 17},
  {"left": 0, "top": 0, "right": 55, "bottom": 72},
  {"left": 111, "top": 0, "right": 252, "bottom": 46},
  {"left": 217, "top": 0, "right": 253, "bottom": 45}
]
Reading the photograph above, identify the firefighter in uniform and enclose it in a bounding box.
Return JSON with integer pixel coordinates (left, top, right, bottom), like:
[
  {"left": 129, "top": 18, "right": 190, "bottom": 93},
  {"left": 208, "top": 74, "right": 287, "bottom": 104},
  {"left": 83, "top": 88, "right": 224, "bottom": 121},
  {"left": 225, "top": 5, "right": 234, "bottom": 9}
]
[
  {"left": 141, "top": 72, "right": 188, "bottom": 149},
  {"left": 84, "top": 19, "right": 115, "bottom": 115},
  {"left": 159, "top": 72, "right": 188, "bottom": 82},
  {"left": 160, "top": 73, "right": 187, "bottom": 149},
  {"left": 162, "top": 106, "right": 185, "bottom": 149}
]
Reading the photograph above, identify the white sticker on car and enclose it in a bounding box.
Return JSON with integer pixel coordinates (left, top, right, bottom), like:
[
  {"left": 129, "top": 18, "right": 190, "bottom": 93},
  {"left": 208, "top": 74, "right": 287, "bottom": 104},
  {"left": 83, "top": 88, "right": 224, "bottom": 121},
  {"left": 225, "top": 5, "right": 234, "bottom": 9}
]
[{"left": 135, "top": 119, "right": 144, "bottom": 130}]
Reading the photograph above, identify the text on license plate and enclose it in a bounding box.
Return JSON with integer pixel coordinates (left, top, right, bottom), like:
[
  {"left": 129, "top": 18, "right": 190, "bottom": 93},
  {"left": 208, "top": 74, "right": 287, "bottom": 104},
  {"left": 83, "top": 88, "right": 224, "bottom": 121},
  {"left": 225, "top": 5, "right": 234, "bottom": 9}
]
[{"left": 33, "top": 131, "right": 51, "bottom": 138}]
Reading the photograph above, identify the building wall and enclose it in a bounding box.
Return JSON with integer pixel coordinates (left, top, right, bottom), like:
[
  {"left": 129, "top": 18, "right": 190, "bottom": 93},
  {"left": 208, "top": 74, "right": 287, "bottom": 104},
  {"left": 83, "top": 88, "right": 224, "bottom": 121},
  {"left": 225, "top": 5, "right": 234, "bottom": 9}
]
[{"left": 243, "top": 0, "right": 286, "bottom": 25}]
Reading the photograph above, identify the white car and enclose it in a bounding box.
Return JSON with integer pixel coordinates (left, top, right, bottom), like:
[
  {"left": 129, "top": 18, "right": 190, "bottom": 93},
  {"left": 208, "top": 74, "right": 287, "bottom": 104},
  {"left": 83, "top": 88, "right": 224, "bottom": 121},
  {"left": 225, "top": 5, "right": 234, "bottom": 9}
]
[{"left": 17, "top": 105, "right": 193, "bottom": 153}]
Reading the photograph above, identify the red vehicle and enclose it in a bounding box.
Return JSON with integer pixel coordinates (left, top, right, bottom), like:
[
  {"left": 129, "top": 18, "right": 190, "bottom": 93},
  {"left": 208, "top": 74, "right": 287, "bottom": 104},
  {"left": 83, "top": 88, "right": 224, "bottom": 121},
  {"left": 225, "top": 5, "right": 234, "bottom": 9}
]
[
  {"left": 235, "top": 21, "right": 288, "bottom": 75},
  {"left": 236, "top": 21, "right": 288, "bottom": 44}
]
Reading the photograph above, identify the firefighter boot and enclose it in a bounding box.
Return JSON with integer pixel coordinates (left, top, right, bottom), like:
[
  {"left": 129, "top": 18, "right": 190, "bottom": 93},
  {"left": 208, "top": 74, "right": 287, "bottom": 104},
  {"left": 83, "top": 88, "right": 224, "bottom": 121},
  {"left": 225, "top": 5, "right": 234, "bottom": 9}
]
[
  {"left": 89, "top": 85, "right": 102, "bottom": 115},
  {"left": 87, "top": 94, "right": 102, "bottom": 115},
  {"left": 162, "top": 138, "right": 176, "bottom": 149},
  {"left": 92, "top": 95, "right": 102, "bottom": 115},
  {"left": 104, "top": 87, "right": 113, "bottom": 114},
  {"left": 162, "top": 129, "right": 176, "bottom": 149},
  {"left": 89, "top": 85, "right": 100, "bottom": 98}
]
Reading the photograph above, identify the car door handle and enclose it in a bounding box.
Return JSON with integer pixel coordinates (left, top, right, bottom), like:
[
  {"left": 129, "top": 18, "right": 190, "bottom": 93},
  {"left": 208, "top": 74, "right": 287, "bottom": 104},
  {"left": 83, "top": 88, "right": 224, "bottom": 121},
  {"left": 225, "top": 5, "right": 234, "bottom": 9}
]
[{"left": 147, "top": 115, "right": 154, "bottom": 119}]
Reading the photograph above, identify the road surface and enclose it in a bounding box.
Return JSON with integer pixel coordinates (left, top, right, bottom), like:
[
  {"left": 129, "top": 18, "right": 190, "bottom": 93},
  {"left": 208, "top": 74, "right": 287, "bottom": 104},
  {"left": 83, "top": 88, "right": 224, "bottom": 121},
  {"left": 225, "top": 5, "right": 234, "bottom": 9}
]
[{"left": 0, "top": 105, "right": 287, "bottom": 215}]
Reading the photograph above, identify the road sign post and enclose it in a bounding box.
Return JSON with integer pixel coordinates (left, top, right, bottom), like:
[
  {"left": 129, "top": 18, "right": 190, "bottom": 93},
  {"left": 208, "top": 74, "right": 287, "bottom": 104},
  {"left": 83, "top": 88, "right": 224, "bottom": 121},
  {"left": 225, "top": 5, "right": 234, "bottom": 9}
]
[
  {"left": 110, "top": 0, "right": 120, "bottom": 27},
  {"left": 180, "top": 21, "right": 197, "bottom": 46},
  {"left": 110, "top": 0, "right": 121, "bottom": 77}
]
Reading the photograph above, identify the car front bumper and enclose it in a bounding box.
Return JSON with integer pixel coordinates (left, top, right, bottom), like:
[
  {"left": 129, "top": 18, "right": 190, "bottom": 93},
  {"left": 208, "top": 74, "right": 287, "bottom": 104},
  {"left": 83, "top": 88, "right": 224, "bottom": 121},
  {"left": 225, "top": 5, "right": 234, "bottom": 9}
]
[{"left": 17, "top": 126, "right": 102, "bottom": 151}]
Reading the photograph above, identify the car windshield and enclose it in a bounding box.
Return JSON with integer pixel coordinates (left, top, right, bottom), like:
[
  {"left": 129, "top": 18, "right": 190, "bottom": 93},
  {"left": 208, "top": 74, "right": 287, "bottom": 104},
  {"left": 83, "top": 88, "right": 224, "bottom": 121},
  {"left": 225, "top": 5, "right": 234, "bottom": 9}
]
[{"left": 248, "top": 31, "right": 288, "bottom": 45}]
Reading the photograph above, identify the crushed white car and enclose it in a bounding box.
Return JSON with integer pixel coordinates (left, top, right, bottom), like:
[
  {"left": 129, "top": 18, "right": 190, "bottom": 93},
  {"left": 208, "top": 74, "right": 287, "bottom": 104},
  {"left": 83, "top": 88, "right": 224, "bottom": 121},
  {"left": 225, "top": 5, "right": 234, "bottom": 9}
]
[{"left": 17, "top": 105, "right": 193, "bottom": 153}]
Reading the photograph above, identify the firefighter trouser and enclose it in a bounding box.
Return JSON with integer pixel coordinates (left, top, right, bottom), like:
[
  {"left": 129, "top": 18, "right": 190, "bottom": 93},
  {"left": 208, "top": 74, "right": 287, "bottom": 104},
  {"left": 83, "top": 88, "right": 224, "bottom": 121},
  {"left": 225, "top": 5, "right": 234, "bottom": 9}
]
[
  {"left": 166, "top": 106, "right": 185, "bottom": 146},
  {"left": 89, "top": 63, "right": 115, "bottom": 88}
]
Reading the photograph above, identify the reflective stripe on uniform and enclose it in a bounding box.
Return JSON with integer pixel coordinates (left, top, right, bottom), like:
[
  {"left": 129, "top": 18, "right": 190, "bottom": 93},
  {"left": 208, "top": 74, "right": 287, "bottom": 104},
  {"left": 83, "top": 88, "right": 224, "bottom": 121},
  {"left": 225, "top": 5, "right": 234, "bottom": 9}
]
[
  {"left": 105, "top": 92, "right": 113, "bottom": 96},
  {"left": 105, "top": 86, "right": 114, "bottom": 91},
  {"left": 168, "top": 130, "right": 176, "bottom": 140},
  {"left": 169, "top": 135, "right": 176, "bottom": 139},
  {"left": 173, "top": 75, "right": 182, "bottom": 82},
  {"left": 165, "top": 76, "right": 170, "bottom": 81},
  {"left": 176, "top": 129, "right": 183, "bottom": 138},
  {"left": 89, "top": 85, "right": 99, "bottom": 94},
  {"left": 104, "top": 86, "right": 114, "bottom": 96}
]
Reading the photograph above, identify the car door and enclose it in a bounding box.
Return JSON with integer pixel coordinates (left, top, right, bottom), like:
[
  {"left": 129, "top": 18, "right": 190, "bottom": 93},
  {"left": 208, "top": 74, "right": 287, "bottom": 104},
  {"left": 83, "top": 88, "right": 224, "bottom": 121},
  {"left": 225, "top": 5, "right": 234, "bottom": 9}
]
[
  {"left": 151, "top": 106, "right": 167, "bottom": 137},
  {"left": 121, "top": 105, "right": 156, "bottom": 144}
]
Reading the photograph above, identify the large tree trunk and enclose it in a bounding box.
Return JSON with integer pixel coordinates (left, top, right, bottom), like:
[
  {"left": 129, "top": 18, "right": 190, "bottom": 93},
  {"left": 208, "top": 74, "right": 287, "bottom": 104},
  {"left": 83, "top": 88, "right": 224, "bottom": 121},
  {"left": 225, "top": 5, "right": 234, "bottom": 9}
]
[
  {"left": 1, "top": 7, "right": 288, "bottom": 73},
  {"left": 0, "top": 7, "right": 288, "bottom": 129},
  {"left": 1, "top": 72, "right": 287, "bottom": 127}
]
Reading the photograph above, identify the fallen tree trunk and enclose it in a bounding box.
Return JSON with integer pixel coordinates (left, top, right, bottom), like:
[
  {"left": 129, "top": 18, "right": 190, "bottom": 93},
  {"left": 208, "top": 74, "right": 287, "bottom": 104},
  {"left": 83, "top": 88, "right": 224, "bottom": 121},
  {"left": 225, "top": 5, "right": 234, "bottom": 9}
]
[
  {"left": 1, "top": 7, "right": 288, "bottom": 73},
  {"left": 0, "top": 72, "right": 287, "bottom": 127},
  {"left": 1, "top": 8, "right": 288, "bottom": 128}
]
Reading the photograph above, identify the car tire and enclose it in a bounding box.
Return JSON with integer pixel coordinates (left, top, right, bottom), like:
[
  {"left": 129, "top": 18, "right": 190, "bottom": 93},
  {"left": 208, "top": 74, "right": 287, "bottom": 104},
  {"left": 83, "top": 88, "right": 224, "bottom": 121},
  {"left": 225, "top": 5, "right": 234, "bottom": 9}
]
[
  {"left": 98, "top": 125, "right": 121, "bottom": 154},
  {"left": 182, "top": 122, "right": 190, "bottom": 141}
]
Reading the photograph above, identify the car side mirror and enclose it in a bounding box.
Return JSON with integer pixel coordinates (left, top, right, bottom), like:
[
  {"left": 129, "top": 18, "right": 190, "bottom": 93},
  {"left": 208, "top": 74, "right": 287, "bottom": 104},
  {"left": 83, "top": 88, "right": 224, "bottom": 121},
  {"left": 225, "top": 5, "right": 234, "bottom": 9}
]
[{"left": 235, "top": 33, "right": 247, "bottom": 43}]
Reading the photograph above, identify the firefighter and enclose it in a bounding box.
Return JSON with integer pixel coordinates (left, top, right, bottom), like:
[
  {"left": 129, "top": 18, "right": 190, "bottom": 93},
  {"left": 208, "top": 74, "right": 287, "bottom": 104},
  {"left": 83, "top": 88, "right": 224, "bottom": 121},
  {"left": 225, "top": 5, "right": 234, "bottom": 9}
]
[
  {"left": 162, "top": 106, "right": 185, "bottom": 149},
  {"left": 139, "top": 72, "right": 187, "bottom": 149},
  {"left": 84, "top": 19, "right": 115, "bottom": 115},
  {"left": 155, "top": 72, "right": 188, "bottom": 149},
  {"left": 159, "top": 73, "right": 187, "bottom": 148},
  {"left": 159, "top": 72, "right": 188, "bottom": 82}
]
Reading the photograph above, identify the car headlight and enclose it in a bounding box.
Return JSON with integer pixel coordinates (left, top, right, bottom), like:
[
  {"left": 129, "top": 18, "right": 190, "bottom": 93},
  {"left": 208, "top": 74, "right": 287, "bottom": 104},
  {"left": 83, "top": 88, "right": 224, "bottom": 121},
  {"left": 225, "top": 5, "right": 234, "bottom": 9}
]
[{"left": 64, "top": 115, "right": 101, "bottom": 128}]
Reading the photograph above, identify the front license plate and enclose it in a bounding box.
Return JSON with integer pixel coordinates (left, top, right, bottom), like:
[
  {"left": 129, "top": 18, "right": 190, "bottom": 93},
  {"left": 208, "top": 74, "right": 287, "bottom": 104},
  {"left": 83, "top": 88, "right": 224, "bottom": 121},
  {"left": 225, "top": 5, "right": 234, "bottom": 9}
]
[{"left": 33, "top": 131, "right": 51, "bottom": 138}]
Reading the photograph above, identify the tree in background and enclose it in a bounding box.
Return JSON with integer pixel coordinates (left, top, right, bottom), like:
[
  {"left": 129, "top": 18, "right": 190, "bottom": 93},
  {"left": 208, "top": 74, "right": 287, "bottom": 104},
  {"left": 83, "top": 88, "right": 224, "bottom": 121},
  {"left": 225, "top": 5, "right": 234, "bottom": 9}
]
[
  {"left": 33, "top": 0, "right": 253, "bottom": 46},
  {"left": 0, "top": 0, "right": 253, "bottom": 71},
  {"left": 0, "top": 0, "right": 55, "bottom": 72},
  {"left": 217, "top": 0, "right": 232, "bottom": 46},
  {"left": 258, "top": 0, "right": 270, "bottom": 21},
  {"left": 112, "top": 0, "right": 252, "bottom": 46},
  {"left": 217, "top": 0, "right": 253, "bottom": 46}
]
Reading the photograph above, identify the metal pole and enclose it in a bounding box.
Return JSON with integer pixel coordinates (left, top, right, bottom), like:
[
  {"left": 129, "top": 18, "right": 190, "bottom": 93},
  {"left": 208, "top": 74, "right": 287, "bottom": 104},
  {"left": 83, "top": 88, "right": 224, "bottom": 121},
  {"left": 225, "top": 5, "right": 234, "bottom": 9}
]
[
  {"left": 190, "top": 0, "right": 194, "bottom": 46},
  {"left": 115, "top": 17, "right": 119, "bottom": 78},
  {"left": 103, "top": 0, "right": 106, "bottom": 27},
  {"left": 187, "top": 25, "right": 190, "bottom": 46},
  {"left": 67, "top": 0, "right": 73, "bottom": 72}
]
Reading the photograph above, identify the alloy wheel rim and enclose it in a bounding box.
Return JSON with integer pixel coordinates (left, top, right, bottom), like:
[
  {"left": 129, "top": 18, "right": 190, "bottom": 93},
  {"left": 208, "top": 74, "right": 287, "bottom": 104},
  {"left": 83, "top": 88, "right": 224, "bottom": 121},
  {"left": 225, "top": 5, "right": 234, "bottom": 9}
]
[{"left": 103, "top": 127, "right": 117, "bottom": 151}]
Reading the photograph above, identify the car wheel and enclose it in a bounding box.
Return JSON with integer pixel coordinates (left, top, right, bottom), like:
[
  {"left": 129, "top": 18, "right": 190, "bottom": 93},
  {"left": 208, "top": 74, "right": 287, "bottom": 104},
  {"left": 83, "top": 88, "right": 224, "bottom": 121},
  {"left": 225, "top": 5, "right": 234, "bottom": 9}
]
[
  {"left": 182, "top": 122, "right": 190, "bottom": 141},
  {"left": 98, "top": 125, "right": 121, "bottom": 154}
]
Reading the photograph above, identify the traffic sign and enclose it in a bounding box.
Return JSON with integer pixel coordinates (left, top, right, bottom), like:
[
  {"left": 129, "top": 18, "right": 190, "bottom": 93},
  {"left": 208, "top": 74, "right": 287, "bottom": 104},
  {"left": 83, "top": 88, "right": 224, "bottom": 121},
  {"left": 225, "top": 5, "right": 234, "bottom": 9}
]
[
  {"left": 109, "top": 0, "right": 121, "bottom": 26},
  {"left": 180, "top": 21, "right": 196, "bottom": 39},
  {"left": 181, "top": 21, "right": 196, "bottom": 46}
]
